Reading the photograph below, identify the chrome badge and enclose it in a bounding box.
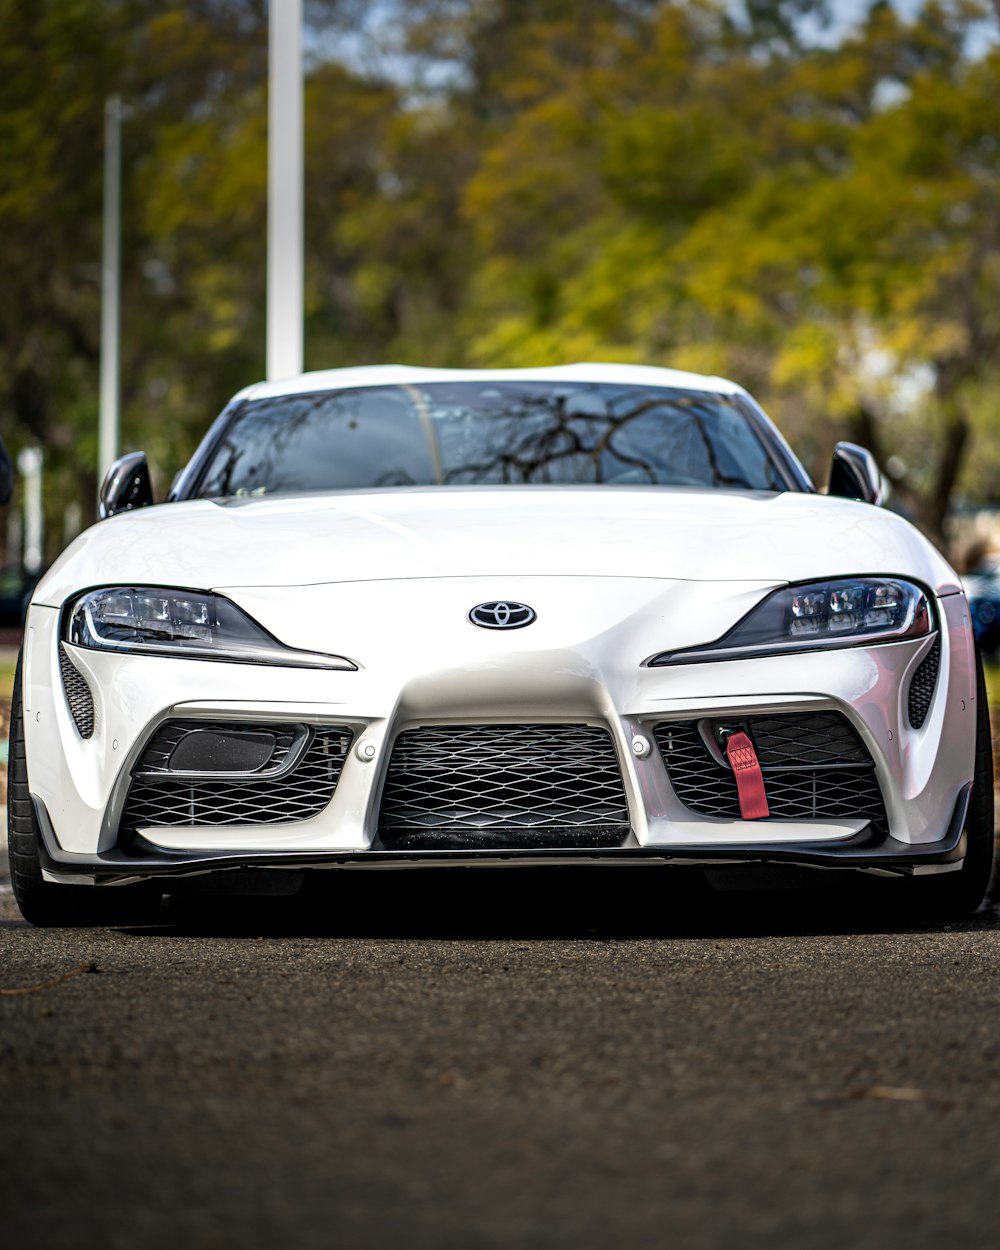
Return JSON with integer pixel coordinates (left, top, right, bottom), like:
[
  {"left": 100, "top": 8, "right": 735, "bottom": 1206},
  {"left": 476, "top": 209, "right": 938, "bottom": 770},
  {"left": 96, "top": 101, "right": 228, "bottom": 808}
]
[{"left": 469, "top": 601, "right": 537, "bottom": 630}]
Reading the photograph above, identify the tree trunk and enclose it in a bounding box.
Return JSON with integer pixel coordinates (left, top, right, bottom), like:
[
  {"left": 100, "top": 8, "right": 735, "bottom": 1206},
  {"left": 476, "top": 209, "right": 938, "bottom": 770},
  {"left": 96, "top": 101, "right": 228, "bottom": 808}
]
[
  {"left": 927, "top": 416, "right": 969, "bottom": 550},
  {"left": 849, "top": 403, "right": 882, "bottom": 464}
]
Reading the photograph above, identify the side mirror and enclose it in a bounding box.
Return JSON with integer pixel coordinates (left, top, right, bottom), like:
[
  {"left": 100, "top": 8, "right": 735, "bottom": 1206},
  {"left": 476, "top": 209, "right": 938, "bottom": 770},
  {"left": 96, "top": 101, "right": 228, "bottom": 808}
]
[
  {"left": 99, "top": 451, "right": 154, "bottom": 519},
  {"left": 828, "top": 442, "right": 885, "bottom": 506},
  {"left": 0, "top": 435, "right": 12, "bottom": 506}
]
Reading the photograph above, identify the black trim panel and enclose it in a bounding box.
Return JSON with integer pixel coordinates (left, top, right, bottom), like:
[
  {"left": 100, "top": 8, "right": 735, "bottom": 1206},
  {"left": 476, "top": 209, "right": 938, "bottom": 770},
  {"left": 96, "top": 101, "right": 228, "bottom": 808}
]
[{"left": 32, "top": 785, "right": 970, "bottom": 885}]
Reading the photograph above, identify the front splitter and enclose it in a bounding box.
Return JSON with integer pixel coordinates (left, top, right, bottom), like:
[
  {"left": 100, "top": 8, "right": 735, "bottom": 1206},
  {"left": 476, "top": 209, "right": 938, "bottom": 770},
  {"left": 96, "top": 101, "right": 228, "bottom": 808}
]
[{"left": 32, "top": 787, "right": 971, "bottom": 887}]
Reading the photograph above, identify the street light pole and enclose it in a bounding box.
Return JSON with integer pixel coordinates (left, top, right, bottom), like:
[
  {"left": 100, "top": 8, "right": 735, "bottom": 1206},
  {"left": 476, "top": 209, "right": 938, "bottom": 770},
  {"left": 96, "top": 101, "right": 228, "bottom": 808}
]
[
  {"left": 99, "top": 94, "right": 122, "bottom": 481},
  {"left": 267, "top": 0, "right": 304, "bottom": 381}
]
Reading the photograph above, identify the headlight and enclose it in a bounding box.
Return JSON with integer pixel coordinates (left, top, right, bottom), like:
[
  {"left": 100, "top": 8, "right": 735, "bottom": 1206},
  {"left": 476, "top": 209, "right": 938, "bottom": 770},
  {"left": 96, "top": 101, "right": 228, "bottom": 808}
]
[
  {"left": 650, "top": 577, "right": 932, "bottom": 665},
  {"left": 65, "top": 587, "right": 355, "bottom": 670}
]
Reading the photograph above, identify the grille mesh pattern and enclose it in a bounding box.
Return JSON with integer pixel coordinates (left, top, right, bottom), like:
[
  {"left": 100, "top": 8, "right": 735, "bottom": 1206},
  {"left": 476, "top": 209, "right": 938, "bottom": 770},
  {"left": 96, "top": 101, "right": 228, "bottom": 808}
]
[
  {"left": 120, "top": 721, "right": 351, "bottom": 830},
  {"left": 377, "top": 724, "right": 630, "bottom": 847},
  {"left": 59, "top": 645, "right": 95, "bottom": 739},
  {"left": 653, "top": 713, "right": 887, "bottom": 836},
  {"left": 907, "top": 636, "right": 941, "bottom": 730}
]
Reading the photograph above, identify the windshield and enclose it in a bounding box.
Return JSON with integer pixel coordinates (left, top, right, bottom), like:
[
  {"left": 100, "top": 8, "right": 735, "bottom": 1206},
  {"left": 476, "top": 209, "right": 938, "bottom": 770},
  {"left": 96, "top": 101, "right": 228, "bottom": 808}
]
[{"left": 195, "top": 381, "right": 789, "bottom": 497}]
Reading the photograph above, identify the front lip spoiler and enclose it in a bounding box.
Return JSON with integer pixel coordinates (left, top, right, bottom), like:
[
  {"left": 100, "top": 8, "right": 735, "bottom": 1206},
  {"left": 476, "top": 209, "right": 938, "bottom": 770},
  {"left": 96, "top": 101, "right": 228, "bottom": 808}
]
[{"left": 33, "top": 785, "right": 971, "bottom": 886}]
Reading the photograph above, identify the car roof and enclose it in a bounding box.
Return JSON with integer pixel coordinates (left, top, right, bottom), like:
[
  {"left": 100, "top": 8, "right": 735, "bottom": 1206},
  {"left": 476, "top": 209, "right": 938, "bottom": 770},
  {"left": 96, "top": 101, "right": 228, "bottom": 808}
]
[{"left": 234, "top": 362, "right": 746, "bottom": 403}]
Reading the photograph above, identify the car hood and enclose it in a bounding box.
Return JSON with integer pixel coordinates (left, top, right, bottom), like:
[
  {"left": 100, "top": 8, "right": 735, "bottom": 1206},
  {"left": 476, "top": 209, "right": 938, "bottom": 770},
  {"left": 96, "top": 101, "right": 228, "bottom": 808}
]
[{"left": 34, "top": 486, "right": 959, "bottom": 607}]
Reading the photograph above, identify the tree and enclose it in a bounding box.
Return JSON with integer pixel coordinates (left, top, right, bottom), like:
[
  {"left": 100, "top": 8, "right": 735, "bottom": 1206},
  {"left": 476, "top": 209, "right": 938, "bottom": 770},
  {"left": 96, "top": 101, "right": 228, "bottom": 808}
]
[
  {"left": 0, "top": 0, "right": 274, "bottom": 545},
  {"left": 4, "top": 0, "right": 1000, "bottom": 564}
]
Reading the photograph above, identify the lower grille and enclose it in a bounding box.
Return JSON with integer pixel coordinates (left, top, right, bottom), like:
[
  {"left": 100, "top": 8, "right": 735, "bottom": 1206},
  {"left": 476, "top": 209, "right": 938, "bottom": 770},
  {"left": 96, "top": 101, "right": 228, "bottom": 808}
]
[
  {"left": 60, "top": 645, "right": 95, "bottom": 739},
  {"left": 377, "top": 724, "right": 630, "bottom": 849},
  {"left": 653, "top": 713, "right": 887, "bottom": 836},
  {"left": 119, "top": 721, "right": 352, "bottom": 831}
]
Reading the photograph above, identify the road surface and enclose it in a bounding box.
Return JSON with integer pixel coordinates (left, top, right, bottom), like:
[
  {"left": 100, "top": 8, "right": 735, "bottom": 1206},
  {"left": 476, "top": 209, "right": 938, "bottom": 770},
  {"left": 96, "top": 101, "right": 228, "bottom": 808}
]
[{"left": 2, "top": 854, "right": 1000, "bottom": 1250}]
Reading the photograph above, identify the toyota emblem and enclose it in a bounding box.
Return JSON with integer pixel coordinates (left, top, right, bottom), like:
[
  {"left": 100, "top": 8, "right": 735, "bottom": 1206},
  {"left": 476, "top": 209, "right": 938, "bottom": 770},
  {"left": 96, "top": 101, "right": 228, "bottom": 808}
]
[{"left": 469, "top": 601, "right": 537, "bottom": 630}]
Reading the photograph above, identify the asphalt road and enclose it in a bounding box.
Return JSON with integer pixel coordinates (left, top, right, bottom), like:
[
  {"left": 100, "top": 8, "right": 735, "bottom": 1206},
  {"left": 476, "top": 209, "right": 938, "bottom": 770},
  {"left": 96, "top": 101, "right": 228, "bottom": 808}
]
[{"left": 2, "top": 848, "right": 1000, "bottom": 1250}]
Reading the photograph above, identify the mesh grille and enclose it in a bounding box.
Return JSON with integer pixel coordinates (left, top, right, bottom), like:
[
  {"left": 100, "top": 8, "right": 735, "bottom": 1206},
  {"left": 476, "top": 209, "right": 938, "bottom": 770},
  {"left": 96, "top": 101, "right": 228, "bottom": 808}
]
[
  {"left": 59, "top": 644, "right": 95, "bottom": 739},
  {"left": 653, "top": 713, "right": 887, "bottom": 836},
  {"left": 908, "top": 636, "right": 941, "bottom": 730},
  {"left": 377, "top": 724, "right": 630, "bottom": 848},
  {"left": 120, "top": 721, "right": 352, "bottom": 831}
]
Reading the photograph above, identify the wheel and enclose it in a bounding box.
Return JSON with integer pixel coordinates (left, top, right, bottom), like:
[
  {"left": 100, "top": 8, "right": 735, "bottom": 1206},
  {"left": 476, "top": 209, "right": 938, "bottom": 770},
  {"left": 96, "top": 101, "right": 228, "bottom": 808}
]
[
  {"left": 7, "top": 649, "right": 161, "bottom": 927},
  {"left": 902, "top": 642, "right": 996, "bottom": 921}
]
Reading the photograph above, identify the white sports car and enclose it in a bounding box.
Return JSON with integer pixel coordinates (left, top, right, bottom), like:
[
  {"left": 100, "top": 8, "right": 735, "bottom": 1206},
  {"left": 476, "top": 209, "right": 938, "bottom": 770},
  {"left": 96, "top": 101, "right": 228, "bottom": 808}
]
[{"left": 7, "top": 364, "right": 994, "bottom": 925}]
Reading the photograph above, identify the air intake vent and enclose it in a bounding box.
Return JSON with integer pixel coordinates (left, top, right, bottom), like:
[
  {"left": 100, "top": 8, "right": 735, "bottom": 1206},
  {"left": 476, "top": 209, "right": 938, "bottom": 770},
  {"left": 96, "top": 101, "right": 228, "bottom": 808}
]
[
  {"left": 377, "top": 723, "right": 630, "bottom": 850},
  {"left": 59, "top": 644, "right": 95, "bottom": 739},
  {"left": 653, "top": 712, "right": 887, "bottom": 837},
  {"left": 907, "top": 635, "right": 941, "bottom": 730},
  {"left": 119, "top": 721, "right": 352, "bottom": 831}
]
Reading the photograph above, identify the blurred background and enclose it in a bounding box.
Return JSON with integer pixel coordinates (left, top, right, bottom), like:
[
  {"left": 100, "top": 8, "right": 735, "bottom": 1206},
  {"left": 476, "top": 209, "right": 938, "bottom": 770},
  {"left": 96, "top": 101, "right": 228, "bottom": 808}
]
[{"left": 3, "top": 0, "right": 1000, "bottom": 634}]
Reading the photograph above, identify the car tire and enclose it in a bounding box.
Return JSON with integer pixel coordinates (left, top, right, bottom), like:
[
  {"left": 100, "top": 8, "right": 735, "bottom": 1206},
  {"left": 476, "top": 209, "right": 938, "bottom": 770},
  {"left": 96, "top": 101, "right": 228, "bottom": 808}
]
[
  {"left": 7, "top": 649, "right": 161, "bottom": 928},
  {"left": 900, "top": 642, "right": 996, "bottom": 921}
]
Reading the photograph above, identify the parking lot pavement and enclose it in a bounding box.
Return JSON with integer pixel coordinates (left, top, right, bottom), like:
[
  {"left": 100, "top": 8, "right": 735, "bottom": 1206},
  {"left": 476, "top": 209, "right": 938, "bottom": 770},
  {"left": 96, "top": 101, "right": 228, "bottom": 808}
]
[{"left": 2, "top": 867, "right": 1000, "bottom": 1250}]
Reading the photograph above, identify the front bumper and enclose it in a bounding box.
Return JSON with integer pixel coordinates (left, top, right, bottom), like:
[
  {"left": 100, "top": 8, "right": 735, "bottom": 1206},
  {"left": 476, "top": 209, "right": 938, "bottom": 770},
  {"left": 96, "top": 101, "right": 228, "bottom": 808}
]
[{"left": 23, "top": 576, "right": 979, "bottom": 884}]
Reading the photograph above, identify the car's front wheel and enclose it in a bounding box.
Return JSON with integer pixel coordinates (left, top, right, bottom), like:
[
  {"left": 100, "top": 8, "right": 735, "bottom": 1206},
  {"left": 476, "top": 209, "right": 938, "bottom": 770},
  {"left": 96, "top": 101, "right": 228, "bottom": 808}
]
[{"left": 7, "top": 649, "right": 161, "bottom": 927}]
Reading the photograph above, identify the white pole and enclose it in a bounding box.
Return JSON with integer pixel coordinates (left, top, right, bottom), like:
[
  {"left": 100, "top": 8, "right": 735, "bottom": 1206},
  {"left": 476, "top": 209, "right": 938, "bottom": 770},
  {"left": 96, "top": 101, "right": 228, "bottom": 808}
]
[
  {"left": 267, "top": 0, "right": 304, "bottom": 381},
  {"left": 17, "top": 448, "right": 44, "bottom": 574},
  {"left": 99, "top": 94, "right": 122, "bottom": 479}
]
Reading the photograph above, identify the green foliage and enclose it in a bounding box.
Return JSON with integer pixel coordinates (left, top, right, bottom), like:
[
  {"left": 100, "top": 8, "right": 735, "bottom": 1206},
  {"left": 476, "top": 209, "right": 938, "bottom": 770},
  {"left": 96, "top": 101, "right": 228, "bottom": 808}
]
[{"left": 2, "top": 0, "right": 1000, "bottom": 559}]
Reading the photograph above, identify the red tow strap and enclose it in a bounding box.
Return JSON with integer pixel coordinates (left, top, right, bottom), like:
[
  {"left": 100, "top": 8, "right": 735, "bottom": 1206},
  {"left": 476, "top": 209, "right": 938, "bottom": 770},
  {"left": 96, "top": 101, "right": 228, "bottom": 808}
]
[{"left": 725, "top": 731, "right": 770, "bottom": 820}]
